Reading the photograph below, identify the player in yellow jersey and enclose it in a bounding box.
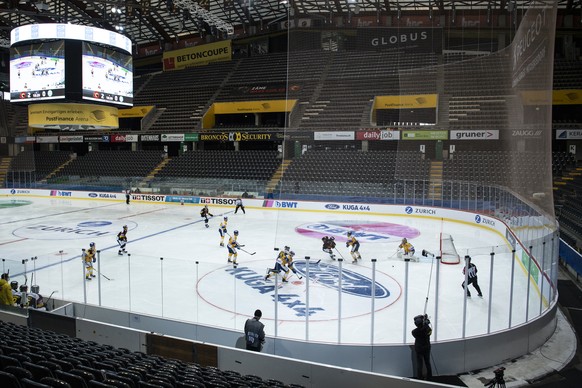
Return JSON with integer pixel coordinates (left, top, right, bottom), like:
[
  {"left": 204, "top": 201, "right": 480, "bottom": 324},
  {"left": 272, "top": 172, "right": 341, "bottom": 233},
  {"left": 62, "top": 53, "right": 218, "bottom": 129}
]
[
  {"left": 219, "top": 217, "right": 228, "bottom": 247},
  {"left": 346, "top": 231, "right": 362, "bottom": 264},
  {"left": 82, "top": 242, "right": 97, "bottom": 280},
  {"left": 281, "top": 250, "right": 302, "bottom": 281},
  {"left": 227, "top": 230, "right": 240, "bottom": 268},
  {"left": 265, "top": 247, "right": 290, "bottom": 282},
  {"left": 398, "top": 238, "right": 416, "bottom": 261}
]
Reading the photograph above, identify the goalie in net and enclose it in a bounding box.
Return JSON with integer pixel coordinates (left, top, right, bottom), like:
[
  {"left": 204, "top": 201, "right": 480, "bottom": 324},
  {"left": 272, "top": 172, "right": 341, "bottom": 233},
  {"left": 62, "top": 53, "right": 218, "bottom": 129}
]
[{"left": 421, "top": 233, "right": 461, "bottom": 264}]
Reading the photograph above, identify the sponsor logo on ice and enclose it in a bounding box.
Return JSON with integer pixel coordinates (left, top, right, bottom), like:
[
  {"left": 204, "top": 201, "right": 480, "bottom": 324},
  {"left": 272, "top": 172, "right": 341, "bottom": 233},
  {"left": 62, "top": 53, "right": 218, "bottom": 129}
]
[
  {"left": 14, "top": 220, "right": 137, "bottom": 240},
  {"left": 198, "top": 263, "right": 401, "bottom": 321},
  {"left": 296, "top": 221, "right": 420, "bottom": 242}
]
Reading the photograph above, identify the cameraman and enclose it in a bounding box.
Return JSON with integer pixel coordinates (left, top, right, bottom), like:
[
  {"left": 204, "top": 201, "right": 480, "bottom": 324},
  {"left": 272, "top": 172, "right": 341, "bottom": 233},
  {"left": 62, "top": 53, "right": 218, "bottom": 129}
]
[{"left": 411, "top": 314, "right": 433, "bottom": 380}]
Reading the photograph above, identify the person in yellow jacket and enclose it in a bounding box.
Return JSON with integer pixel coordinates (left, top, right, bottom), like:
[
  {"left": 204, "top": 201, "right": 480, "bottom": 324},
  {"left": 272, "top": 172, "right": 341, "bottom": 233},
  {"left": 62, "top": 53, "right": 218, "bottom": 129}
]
[{"left": 0, "top": 273, "right": 15, "bottom": 306}]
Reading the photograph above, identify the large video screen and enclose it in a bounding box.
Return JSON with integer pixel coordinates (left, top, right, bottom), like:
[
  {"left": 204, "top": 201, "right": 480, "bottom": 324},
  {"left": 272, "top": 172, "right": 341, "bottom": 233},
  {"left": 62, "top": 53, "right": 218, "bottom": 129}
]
[
  {"left": 10, "top": 40, "right": 66, "bottom": 102},
  {"left": 82, "top": 42, "right": 133, "bottom": 106}
]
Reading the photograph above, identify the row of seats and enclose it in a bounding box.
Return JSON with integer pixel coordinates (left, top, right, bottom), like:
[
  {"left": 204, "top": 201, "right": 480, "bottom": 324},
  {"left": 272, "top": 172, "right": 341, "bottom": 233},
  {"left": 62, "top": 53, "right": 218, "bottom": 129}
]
[{"left": 0, "top": 320, "right": 303, "bottom": 388}]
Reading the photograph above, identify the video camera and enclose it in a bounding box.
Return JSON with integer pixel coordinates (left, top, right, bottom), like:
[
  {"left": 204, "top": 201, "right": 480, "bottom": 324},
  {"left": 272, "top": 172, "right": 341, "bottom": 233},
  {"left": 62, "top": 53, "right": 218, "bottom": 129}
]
[
  {"left": 483, "top": 367, "right": 505, "bottom": 387},
  {"left": 413, "top": 314, "right": 430, "bottom": 327}
]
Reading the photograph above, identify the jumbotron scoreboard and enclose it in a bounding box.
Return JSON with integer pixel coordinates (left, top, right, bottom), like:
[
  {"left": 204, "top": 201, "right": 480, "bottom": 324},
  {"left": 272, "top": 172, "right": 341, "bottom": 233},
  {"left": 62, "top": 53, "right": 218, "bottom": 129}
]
[{"left": 10, "top": 24, "right": 133, "bottom": 106}]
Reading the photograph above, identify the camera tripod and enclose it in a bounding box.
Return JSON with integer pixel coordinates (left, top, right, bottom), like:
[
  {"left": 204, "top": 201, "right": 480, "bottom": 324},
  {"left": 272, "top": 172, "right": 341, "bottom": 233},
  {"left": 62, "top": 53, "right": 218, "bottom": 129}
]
[{"left": 484, "top": 369, "right": 506, "bottom": 388}]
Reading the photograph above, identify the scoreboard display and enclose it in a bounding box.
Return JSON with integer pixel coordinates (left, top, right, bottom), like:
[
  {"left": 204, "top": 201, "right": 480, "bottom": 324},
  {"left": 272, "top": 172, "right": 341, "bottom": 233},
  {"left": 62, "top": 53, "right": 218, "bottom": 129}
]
[
  {"left": 9, "top": 24, "right": 133, "bottom": 107},
  {"left": 10, "top": 40, "right": 66, "bottom": 102},
  {"left": 82, "top": 42, "right": 133, "bottom": 106}
]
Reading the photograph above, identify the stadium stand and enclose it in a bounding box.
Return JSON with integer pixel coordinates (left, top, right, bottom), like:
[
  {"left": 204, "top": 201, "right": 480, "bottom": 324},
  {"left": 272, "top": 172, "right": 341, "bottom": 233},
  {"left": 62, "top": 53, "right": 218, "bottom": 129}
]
[{"left": 0, "top": 320, "right": 302, "bottom": 388}]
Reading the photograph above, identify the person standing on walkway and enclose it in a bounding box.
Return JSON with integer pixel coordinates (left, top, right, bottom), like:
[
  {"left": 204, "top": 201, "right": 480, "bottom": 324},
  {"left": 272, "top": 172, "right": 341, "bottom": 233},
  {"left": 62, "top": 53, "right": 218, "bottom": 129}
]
[{"left": 244, "top": 309, "right": 265, "bottom": 351}]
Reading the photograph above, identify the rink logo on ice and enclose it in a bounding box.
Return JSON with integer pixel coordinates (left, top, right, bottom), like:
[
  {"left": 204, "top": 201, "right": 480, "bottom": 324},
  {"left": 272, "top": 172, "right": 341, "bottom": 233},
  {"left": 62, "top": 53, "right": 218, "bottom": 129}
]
[
  {"left": 14, "top": 220, "right": 137, "bottom": 240},
  {"left": 474, "top": 215, "right": 496, "bottom": 227},
  {"left": 198, "top": 263, "right": 401, "bottom": 320},
  {"left": 293, "top": 261, "right": 391, "bottom": 298},
  {"left": 296, "top": 221, "right": 420, "bottom": 242}
]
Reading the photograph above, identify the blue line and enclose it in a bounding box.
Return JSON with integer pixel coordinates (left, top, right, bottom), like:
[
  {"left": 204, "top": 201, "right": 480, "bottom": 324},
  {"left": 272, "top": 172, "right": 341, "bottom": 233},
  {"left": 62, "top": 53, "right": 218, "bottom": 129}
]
[{"left": 9, "top": 210, "right": 235, "bottom": 278}]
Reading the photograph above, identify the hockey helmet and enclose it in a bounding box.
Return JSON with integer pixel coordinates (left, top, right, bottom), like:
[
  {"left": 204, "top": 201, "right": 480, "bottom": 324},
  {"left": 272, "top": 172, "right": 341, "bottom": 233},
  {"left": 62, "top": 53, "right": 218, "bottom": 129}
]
[
  {"left": 204, "top": 204, "right": 208, "bottom": 208},
  {"left": 402, "top": 238, "right": 407, "bottom": 244},
  {"left": 90, "top": 242, "right": 95, "bottom": 248},
  {"left": 347, "top": 231, "right": 353, "bottom": 237},
  {"left": 330, "top": 236, "right": 335, "bottom": 240},
  {"left": 234, "top": 230, "right": 239, "bottom": 235},
  {"left": 123, "top": 225, "right": 128, "bottom": 230},
  {"left": 224, "top": 216, "right": 228, "bottom": 221},
  {"left": 284, "top": 245, "right": 290, "bottom": 252},
  {"left": 289, "top": 251, "right": 295, "bottom": 257}
]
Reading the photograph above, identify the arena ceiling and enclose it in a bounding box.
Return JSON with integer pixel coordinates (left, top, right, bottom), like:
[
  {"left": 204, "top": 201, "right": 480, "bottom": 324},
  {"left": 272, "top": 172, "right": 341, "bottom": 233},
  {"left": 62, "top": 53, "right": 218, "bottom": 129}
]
[{"left": 0, "top": 0, "right": 578, "bottom": 49}]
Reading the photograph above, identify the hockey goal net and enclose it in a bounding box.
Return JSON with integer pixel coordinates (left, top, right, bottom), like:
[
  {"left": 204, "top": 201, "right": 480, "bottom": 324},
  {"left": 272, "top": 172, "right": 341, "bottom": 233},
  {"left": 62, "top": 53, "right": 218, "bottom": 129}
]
[{"left": 440, "top": 233, "right": 461, "bottom": 264}]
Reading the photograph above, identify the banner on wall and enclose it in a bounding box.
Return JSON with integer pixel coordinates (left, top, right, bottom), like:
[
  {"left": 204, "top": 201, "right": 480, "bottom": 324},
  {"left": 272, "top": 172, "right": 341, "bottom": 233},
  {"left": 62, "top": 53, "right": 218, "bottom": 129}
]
[
  {"left": 357, "top": 27, "right": 443, "bottom": 53},
  {"left": 314, "top": 132, "right": 355, "bottom": 141},
  {"left": 28, "top": 103, "right": 119, "bottom": 130},
  {"left": 450, "top": 130, "right": 499, "bottom": 140},
  {"left": 401, "top": 131, "right": 448, "bottom": 140},
  {"left": 556, "top": 130, "right": 582, "bottom": 139},
  {"left": 118, "top": 106, "right": 155, "bottom": 118},
  {"left": 163, "top": 40, "right": 232, "bottom": 71}
]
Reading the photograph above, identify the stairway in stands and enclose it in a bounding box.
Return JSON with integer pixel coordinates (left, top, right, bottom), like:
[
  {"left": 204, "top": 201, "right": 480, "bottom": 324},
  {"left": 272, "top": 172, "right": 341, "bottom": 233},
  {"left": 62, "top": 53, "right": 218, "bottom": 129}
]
[
  {"left": 265, "top": 159, "right": 292, "bottom": 193},
  {"left": 0, "top": 157, "right": 11, "bottom": 187},
  {"left": 141, "top": 157, "right": 171, "bottom": 186},
  {"left": 428, "top": 160, "right": 443, "bottom": 200}
]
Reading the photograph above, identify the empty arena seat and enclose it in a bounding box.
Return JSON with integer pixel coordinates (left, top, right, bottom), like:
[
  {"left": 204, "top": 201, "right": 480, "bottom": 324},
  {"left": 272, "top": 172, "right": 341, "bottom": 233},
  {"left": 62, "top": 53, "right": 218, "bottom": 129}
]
[{"left": 0, "top": 370, "right": 23, "bottom": 388}]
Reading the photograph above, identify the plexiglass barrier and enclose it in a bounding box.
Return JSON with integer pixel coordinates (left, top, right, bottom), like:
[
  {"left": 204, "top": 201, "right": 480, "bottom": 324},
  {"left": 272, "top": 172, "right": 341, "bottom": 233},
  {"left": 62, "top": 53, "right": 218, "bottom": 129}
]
[{"left": 2, "top": 180, "right": 558, "bottom": 346}]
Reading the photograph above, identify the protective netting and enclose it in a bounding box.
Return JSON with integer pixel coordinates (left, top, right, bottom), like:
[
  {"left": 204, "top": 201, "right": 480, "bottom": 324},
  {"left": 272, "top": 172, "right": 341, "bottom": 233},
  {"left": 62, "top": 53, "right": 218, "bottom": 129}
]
[{"left": 282, "top": 1, "right": 558, "bottom": 243}]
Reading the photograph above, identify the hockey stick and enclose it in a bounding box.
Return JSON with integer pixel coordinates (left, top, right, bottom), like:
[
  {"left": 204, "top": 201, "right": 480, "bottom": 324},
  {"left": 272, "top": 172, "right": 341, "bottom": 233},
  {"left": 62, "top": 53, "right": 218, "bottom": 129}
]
[
  {"left": 334, "top": 247, "right": 346, "bottom": 260},
  {"left": 239, "top": 247, "right": 256, "bottom": 256},
  {"left": 95, "top": 269, "right": 113, "bottom": 281}
]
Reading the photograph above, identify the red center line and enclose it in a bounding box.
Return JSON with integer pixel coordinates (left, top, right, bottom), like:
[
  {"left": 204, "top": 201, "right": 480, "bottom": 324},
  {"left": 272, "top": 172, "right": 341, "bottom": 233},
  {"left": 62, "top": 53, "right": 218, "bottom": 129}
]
[{"left": 0, "top": 237, "right": 28, "bottom": 246}]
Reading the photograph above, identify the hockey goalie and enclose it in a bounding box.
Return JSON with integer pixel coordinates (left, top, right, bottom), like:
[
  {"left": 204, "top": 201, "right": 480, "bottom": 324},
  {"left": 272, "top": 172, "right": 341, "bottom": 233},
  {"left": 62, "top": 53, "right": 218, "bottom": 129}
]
[{"left": 397, "top": 238, "right": 418, "bottom": 262}]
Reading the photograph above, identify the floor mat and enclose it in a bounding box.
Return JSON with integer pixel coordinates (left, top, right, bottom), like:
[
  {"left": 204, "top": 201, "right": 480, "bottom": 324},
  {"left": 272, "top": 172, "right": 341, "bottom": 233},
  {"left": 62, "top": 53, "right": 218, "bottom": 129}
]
[{"left": 558, "top": 280, "right": 582, "bottom": 308}]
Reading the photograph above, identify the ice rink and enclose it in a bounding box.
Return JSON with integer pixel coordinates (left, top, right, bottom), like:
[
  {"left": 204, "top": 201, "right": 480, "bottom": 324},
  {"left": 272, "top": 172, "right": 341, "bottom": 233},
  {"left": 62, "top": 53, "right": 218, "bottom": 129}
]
[{"left": 0, "top": 196, "right": 541, "bottom": 345}]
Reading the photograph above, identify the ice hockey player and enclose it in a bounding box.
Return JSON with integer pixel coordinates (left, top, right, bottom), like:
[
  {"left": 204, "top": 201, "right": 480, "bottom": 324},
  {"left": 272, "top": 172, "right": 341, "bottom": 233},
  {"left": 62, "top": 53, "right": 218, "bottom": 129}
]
[
  {"left": 265, "top": 248, "right": 290, "bottom": 282},
  {"left": 398, "top": 238, "right": 416, "bottom": 261},
  {"left": 322, "top": 236, "right": 336, "bottom": 260},
  {"left": 282, "top": 250, "right": 302, "bottom": 280},
  {"left": 200, "top": 205, "right": 214, "bottom": 228},
  {"left": 219, "top": 217, "right": 228, "bottom": 247},
  {"left": 227, "top": 230, "right": 241, "bottom": 268},
  {"left": 83, "top": 242, "right": 97, "bottom": 280},
  {"left": 346, "top": 231, "right": 362, "bottom": 263},
  {"left": 117, "top": 225, "right": 128, "bottom": 255}
]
